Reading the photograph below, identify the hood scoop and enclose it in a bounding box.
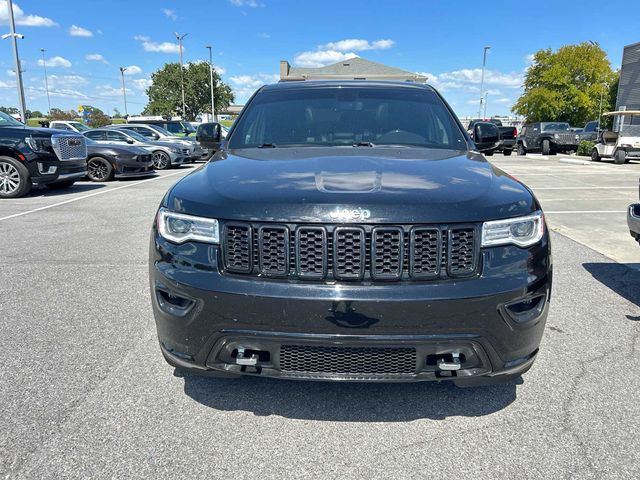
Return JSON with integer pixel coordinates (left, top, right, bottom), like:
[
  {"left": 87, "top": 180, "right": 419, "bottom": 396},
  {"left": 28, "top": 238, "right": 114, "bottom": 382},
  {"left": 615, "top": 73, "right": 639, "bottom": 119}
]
[{"left": 316, "top": 170, "right": 382, "bottom": 193}]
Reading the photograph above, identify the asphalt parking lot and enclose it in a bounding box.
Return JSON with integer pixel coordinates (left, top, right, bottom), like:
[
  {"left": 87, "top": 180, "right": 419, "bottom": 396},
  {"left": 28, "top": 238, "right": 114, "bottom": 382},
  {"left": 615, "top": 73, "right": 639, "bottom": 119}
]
[{"left": 1, "top": 159, "right": 639, "bottom": 479}]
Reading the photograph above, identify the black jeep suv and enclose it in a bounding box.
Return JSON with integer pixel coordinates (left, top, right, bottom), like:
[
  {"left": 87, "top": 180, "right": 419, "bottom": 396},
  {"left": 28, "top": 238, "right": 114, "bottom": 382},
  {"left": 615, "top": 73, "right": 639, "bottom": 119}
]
[
  {"left": 150, "top": 81, "right": 552, "bottom": 386},
  {"left": 0, "top": 112, "right": 87, "bottom": 198},
  {"left": 517, "top": 122, "right": 579, "bottom": 155}
]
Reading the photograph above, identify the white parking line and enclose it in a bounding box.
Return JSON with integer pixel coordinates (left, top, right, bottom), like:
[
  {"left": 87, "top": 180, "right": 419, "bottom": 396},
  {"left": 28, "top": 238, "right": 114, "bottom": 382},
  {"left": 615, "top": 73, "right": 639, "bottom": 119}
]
[
  {"left": 0, "top": 170, "right": 187, "bottom": 222},
  {"left": 545, "top": 210, "right": 626, "bottom": 214},
  {"left": 534, "top": 186, "right": 636, "bottom": 190}
]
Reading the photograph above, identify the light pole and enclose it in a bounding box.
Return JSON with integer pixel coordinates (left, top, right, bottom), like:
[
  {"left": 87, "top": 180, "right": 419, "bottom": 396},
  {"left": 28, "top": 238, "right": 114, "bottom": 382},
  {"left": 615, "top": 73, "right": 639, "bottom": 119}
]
[
  {"left": 119, "top": 67, "right": 128, "bottom": 117},
  {"left": 175, "top": 32, "right": 188, "bottom": 118},
  {"left": 40, "top": 48, "right": 51, "bottom": 116},
  {"left": 597, "top": 81, "right": 608, "bottom": 133},
  {"left": 478, "top": 45, "right": 491, "bottom": 119},
  {"left": 483, "top": 92, "right": 489, "bottom": 118},
  {"left": 2, "top": 0, "right": 27, "bottom": 122},
  {"left": 206, "top": 45, "right": 216, "bottom": 122}
]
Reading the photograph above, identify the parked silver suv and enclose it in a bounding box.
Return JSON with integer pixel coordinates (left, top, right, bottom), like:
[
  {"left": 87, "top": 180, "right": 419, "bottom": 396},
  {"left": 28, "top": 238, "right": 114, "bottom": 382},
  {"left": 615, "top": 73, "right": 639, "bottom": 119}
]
[{"left": 105, "top": 124, "right": 207, "bottom": 161}]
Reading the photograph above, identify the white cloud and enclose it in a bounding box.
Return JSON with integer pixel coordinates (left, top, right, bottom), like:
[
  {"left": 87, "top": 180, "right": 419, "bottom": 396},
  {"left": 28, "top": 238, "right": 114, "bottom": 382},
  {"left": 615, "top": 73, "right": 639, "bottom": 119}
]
[
  {"left": 419, "top": 69, "right": 523, "bottom": 92},
  {"left": 494, "top": 97, "right": 512, "bottom": 104},
  {"left": 86, "top": 53, "right": 108, "bottom": 64},
  {"left": 0, "top": 79, "right": 15, "bottom": 88},
  {"left": 134, "top": 35, "right": 180, "bottom": 54},
  {"left": 38, "top": 56, "right": 72, "bottom": 68},
  {"left": 48, "top": 75, "right": 88, "bottom": 87},
  {"left": 131, "top": 78, "right": 152, "bottom": 90},
  {"left": 0, "top": 2, "right": 57, "bottom": 27},
  {"left": 294, "top": 51, "right": 358, "bottom": 68},
  {"left": 69, "top": 24, "right": 93, "bottom": 37},
  {"left": 123, "top": 65, "right": 142, "bottom": 75},
  {"left": 162, "top": 8, "right": 177, "bottom": 20},
  {"left": 258, "top": 32, "right": 270, "bottom": 39},
  {"left": 97, "top": 84, "right": 129, "bottom": 97},
  {"left": 294, "top": 38, "right": 394, "bottom": 68},
  {"left": 230, "top": 73, "right": 279, "bottom": 99},
  {"left": 320, "top": 38, "right": 394, "bottom": 52},
  {"left": 229, "top": 0, "right": 260, "bottom": 7}
]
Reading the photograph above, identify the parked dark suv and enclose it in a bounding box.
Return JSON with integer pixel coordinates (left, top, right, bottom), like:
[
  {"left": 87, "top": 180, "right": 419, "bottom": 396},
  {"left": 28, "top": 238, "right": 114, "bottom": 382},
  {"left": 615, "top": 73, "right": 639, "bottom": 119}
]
[
  {"left": 517, "top": 122, "right": 579, "bottom": 155},
  {"left": 150, "top": 81, "right": 552, "bottom": 386},
  {"left": 0, "top": 111, "right": 87, "bottom": 198}
]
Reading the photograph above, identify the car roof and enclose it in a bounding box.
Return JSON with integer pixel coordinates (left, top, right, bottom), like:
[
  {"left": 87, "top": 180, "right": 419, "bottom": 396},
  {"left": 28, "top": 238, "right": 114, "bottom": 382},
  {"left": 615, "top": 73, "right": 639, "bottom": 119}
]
[{"left": 261, "top": 80, "right": 437, "bottom": 92}]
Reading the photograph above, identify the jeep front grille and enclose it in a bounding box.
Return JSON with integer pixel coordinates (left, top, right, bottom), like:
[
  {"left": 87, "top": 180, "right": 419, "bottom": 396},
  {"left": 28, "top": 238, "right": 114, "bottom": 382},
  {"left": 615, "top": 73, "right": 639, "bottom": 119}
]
[
  {"left": 554, "top": 133, "right": 577, "bottom": 145},
  {"left": 221, "top": 222, "right": 480, "bottom": 282},
  {"left": 51, "top": 134, "right": 87, "bottom": 161}
]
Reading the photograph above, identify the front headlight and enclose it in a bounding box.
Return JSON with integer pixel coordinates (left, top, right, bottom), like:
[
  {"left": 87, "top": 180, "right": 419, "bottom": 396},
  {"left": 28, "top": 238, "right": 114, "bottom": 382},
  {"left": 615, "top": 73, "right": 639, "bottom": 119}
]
[
  {"left": 481, "top": 211, "right": 544, "bottom": 248},
  {"left": 25, "top": 136, "right": 51, "bottom": 153},
  {"left": 553, "top": 134, "right": 559, "bottom": 140},
  {"left": 170, "top": 147, "right": 181, "bottom": 154},
  {"left": 157, "top": 208, "right": 219, "bottom": 244}
]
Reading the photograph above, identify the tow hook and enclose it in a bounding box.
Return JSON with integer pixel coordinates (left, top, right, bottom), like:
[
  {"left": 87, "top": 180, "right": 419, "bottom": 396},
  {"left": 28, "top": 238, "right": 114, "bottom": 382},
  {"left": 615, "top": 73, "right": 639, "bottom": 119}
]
[
  {"left": 437, "top": 352, "right": 462, "bottom": 371},
  {"left": 234, "top": 347, "right": 259, "bottom": 366}
]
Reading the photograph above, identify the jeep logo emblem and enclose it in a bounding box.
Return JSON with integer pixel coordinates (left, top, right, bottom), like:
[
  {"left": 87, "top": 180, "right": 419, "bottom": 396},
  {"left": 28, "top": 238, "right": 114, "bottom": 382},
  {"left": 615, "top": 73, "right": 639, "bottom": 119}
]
[{"left": 329, "top": 207, "right": 371, "bottom": 222}]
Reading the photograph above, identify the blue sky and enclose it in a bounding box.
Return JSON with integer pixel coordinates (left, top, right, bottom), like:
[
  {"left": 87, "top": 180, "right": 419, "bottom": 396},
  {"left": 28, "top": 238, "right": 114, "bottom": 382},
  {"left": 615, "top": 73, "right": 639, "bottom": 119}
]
[{"left": 1, "top": 0, "right": 640, "bottom": 118}]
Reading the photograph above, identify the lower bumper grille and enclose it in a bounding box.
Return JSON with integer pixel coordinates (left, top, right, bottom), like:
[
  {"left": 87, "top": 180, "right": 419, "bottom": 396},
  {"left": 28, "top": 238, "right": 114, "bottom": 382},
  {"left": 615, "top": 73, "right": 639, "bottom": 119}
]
[{"left": 279, "top": 344, "right": 417, "bottom": 376}]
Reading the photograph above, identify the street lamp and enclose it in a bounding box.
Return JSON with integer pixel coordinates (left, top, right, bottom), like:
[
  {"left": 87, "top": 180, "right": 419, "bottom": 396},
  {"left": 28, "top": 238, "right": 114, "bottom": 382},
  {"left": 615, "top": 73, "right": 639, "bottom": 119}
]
[
  {"left": 483, "top": 92, "right": 489, "bottom": 119},
  {"left": 478, "top": 45, "right": 491, "bottom": 119},
  {"left": 40, "top": 48, "right": 51, "bottom": 116},
  {"left": 206, "top": 45, "right": 216, "bottom": 122},
  {"left": 2, "top": 0, "right": 27, "bottom": 122},
  {"left": 174, "top": 32, "right": 188, "bottom": 118},
  {"left": 119, "top": 67, "right": 128, "bottom": 117}
]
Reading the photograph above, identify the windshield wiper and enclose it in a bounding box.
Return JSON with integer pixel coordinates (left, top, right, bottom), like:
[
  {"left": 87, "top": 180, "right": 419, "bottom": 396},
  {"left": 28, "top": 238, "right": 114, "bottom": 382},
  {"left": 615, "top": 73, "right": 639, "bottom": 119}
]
[
  {"left": 353, "top": 141, "right": 375, "bottom": 147},
  {"left": 257, "top": 143, "right": 277, "bottom": 148}
]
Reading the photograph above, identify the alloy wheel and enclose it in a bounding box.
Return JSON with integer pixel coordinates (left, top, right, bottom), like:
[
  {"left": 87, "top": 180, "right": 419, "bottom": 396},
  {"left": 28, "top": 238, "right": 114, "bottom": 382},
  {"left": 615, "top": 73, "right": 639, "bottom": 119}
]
[
  {"left": 0, "top": 161, "right": 20, "bottom": 194},
  {"left": 88, "top": 158, "right": 110, "bottom": 181},
  {"left": 152, "top": 152, "right": 170, "bottom": 169}
]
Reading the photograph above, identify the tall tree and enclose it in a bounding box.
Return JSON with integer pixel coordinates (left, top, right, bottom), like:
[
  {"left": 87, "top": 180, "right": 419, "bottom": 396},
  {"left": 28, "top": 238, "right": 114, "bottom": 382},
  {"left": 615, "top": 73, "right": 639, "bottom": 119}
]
[
  {"left": 513, "top": 42, "right": 616, "bottom": 126},
  {"left": 49, "top": 108, "right": 78, "bottom": 121},
  {"left": 143, "top": 62, "right": 234, "bottom": 120}
]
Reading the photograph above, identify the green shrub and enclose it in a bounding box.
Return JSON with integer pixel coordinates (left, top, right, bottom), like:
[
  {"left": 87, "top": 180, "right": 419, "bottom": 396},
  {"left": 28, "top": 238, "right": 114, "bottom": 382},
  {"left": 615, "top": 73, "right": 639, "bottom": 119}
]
[{"left": 577, "top": 140, "right": 595, "bottom": 156}]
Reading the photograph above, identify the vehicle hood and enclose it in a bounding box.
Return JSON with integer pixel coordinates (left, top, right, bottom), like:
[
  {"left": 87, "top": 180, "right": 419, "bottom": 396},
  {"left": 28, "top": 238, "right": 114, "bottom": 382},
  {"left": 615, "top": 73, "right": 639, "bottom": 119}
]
[
  {"left": 88, "top": 143, "right": 150, "bottom": 155},
  {"left": 5, "top": 125, "right": 79, "bottom": 137},
  {"left": 141, "top": 140, "right": 181, "bottom": 150},
  {"left": 165, "top": 147, "right": 539, "bottom": 223}
]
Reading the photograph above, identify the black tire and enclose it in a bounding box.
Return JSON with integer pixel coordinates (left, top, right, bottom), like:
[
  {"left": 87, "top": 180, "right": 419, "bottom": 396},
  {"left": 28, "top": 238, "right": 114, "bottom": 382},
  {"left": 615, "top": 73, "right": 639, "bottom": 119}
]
[
  {"left": 484, "top": 150, "right": 494, "bottom": 156},
  {"left": 591, "top": 149, "right": 601, "bottom": 162},
  {"left": 45, "top": 180, "right": 75, "bottom": 190},
  {"left": 152, "top": 151, "right": 171, "bottom": 170},
  {"left": 0, "top": 156, "right": 31, "bottom": 198},
  {"left": 541, "top": 139, "right": 551, "bottom": 155},
  {"left": 87, "top": 156, "right": 114, "bottom": 182},
  {"left": 517, "top": 143, "right": 526, "bottom": 156},
  {"left": 614, "top": 149, "right": 626, "bottom": 165},
  {"left": 503, "top": 149, "right": 512, "bottom": 156}
]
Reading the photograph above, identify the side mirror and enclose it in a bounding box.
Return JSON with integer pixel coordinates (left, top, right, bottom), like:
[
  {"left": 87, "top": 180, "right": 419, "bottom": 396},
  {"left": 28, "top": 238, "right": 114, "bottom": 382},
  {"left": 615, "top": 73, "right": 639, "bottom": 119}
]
[
  {"left": 473, "top": 122, "right": 500, "bottom": 152},
  {"left": 126, "top": 138, "right": 134, "bottom": 144},
  {"left": 153, "top": 133, "right": 160, "bottom": 140},
  {"left": 196, "top": 122, "right": 222, "bottom": 145}
]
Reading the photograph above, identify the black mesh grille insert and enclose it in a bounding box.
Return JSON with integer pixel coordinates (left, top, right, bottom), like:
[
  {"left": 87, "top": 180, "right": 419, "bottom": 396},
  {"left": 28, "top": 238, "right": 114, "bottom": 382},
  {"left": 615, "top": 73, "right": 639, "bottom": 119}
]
[
  {"left": 258, "top": 226, "right": 288, "bottom": 276},
  {"left": 296, "top": 227, "right": 327, "bottom": 278},
  {"left": 279, "top": 345, "right": 417, "bottom": 375},
  {"left": 410, "top": 228, "right": 441, "bottom": 279},
  {"left": 223, "top": 224, "right": 252, "bottom": 273},
  {"left": 371, "top": 227, "right": 403, "bottom": 280},
  {"left": 333, "top": 228, "right": 365, "bottom": 280},
  {"left": 448, "top": 227, "right": 477, "bottom": 276}
]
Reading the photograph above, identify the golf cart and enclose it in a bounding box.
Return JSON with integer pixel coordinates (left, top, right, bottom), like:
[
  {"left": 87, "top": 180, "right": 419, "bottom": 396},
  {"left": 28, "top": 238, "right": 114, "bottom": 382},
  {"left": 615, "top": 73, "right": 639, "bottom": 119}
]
[{"left": 592, "top": 110, "right": 640, "bottom": 164}]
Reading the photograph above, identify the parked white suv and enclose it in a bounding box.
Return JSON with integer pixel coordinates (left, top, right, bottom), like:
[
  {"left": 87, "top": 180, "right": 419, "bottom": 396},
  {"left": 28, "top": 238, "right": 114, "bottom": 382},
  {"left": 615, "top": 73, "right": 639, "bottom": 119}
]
[{"left": 49, "top": 121, "right": 90, "bottom": 133}]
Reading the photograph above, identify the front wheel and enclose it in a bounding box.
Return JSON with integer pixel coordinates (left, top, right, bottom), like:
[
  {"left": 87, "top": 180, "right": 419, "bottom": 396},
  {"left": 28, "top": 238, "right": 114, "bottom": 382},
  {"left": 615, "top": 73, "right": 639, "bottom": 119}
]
[
  {"left": 87, "top": 156, "right": 114, "bottom": 182},
  {"left": 503, "top": 149, "right": 512, "bottom": 156},
  {"left": 0, "top": 156, "right": 31, "bottom": 198},
  {"left": 152, "top": 151, "right": 171, "bottom": 170},
  {"left": 45, "top": 180, "right": 75, "bottom": 190},
  {"left": 517, "top": 143, "right": 526, "bottom": 156},
  {"left": 614, "top": 149, "right": 626, "bottom": 165},
  {"left": 484, "top": 150, "right": 494, "bottom": 156},
  {"left": 591, "top": 149, "right": 601, "bottom": 162},
  {"left": 541, "top": 139, "right": 551, "bottom": 155}
]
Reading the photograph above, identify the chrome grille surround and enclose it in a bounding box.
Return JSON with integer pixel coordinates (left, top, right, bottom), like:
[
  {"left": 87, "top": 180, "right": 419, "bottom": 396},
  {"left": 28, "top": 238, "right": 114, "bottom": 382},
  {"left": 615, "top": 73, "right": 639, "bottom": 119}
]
[{"left": 51, "top": 134, "right": 87, "bottom": 161}]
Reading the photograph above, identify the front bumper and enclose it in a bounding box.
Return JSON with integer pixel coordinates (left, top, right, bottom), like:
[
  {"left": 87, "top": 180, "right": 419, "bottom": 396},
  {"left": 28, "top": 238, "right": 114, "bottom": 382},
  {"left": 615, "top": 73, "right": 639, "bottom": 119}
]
[
  {"left": 550, "top": 141, "right": 578, "bottom": 151},
  {"left": 628, "top": 204, "right": 640, "bottom": 243},
  {"left": 28, "top": 158, "right": 87, "bottom": 185},
  {"left": 114, "top": 158, "right": 155, "bottom": 178},
  {"left": 150, "top": 229, "right": 552, "bottom": 384}
]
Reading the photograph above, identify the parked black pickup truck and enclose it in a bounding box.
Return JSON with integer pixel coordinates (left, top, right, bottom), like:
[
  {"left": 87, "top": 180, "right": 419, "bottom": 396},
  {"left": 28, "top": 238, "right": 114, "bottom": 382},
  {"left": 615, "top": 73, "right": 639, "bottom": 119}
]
[
  {"left": 0, "top": 111, "right": 87, "bottom": 198},
  {"left": 517, "top": 122, "right": 579, "bottom": 155},
  {"left": 467, "top": 119, "right": 516, "bottom": 155},
  {"left": 150, "top": 81, "right": 552, "bottom": 387}
]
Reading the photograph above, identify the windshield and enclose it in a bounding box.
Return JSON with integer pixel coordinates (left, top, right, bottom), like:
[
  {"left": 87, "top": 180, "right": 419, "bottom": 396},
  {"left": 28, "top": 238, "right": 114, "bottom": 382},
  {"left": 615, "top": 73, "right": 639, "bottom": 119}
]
[
  {"left": 228, "top": 86, "right": 466, "bottom": 150},
  {"left": 542, "top": 122, "right": 570, "bottom": 131},
  {"left": 0, "top": 111, "right": 23, "bottom": 127},
  {"left": 119, "top": 129, "right": 149, "bottom": 142},
  {"left": 69, "top": 122, "right": 89, "bottom": 132},
  {"left": 148, "top": 124, "right": 173, "bottom": 136},
  {"left": 181, "top": 122, "right": 196, "bottom": 133}
]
